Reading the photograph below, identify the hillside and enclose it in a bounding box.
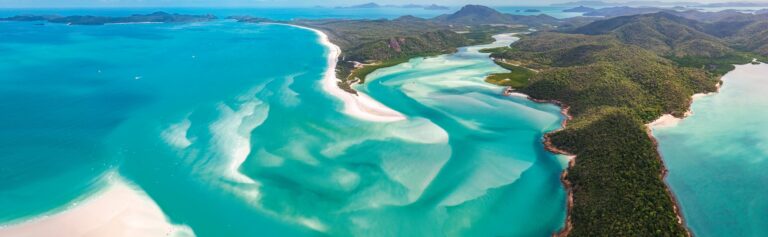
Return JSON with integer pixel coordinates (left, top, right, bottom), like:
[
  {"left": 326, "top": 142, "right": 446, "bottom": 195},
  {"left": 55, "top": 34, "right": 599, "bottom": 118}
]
[
  {"left": 284, "top": 16, "right": 522, "bottom": 92},
  {"left": 572, "top": 12, "right": 732, "bottom": 57},
  {"left": 563, "top": 6, "right": 596, "bottom": 12},
  {"left": 432, "top": 5, "right": 562, "bottom": 26},
  {"left": 282, "top": 5, "right": 572, "bottom": 91},
  {"left": 728, "top": 20, "right": 768, "bottom": 56},
  {"left": 488, "top": 31, "right": 718, "bottom": 236},
  {"left": 581, "top": 6, "right": 666, "bottom": 17}
]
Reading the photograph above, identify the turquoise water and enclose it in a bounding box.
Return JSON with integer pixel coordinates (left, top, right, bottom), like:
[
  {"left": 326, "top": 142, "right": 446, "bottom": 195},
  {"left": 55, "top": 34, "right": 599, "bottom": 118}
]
[
  {"left": 355, "top": 34, "right": 569, "bottom": 236},
  {"left": 0, "top": 6, "right": 582, "bottom": 20},
  {"left": 653, "top": 64, "right": 768, "bottom": 236},
  {"left": 0, "top": 18, "right": 567, "bottom": 236}
]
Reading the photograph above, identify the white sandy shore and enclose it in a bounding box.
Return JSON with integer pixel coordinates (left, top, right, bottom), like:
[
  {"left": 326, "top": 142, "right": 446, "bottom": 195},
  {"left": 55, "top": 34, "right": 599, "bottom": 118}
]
[
  {"left": 0, "top": 175, "right": 194, "bottom": 237},
  {"left": 648, "top": 114, "right": 684, "bottom": 128},
  {"left": 506, "top": 92, "right": 531, "bottom": 99},
  {"left": 289, "top": 24, "right": 406, "bottom": 122},
  {"left": 648, "top": 83, "right": 722, "bottom": 128}
]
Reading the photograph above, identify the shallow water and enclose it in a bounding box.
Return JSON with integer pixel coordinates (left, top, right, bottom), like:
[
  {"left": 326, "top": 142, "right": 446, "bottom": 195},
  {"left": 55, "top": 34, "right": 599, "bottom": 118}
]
[
  {"left": 0, "top": 19, "right": 567, "bottom": 236},
  {"left": 353, "top": 34, "right": 569, "bottom": 236},
  {"left": 653, "top": 64, "right": 768, "bottom": 237}
]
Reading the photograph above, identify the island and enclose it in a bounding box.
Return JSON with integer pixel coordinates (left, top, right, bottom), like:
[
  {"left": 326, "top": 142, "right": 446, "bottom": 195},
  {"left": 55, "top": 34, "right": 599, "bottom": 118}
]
[
  {"left": 0, "top": 11, "right": 217, "bottom": 25},
  {"left": 562, "top": 6, "right": 596, "bottom": 12}
]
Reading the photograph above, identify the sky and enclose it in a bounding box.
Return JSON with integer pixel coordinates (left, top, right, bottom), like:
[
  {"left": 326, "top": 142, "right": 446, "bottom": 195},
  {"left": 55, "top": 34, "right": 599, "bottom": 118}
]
[{"left": 1, "top": 0, "right": 767, "bottom": 8}]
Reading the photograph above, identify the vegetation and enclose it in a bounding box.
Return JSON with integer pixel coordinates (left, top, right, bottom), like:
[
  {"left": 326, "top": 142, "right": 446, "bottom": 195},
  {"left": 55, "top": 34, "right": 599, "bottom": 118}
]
[
  {"left": 484, "top": 60, "right": 534, "bottom": 88},
  {"left": 491, "top": 31, "right": 721, "bottom": 236},
  {"left": 668, "top": 52, "right": 757, "bottom": 76},
  {"left": 572, "top": 12, "right": 733, "bottom": 58},
  {"left": 431, "top": 4, "right": 563, "bottom": 27},
  {"left": 348, "top": 58, "right": 410, "bottom": 84},
  {"left": 245, "top": 8, "right": 768, "bottom": 235},
  {"left": 550, "top": 107, "right": 688, "bottom": 236},
  {"left": 291, "top": 12, "right": 536, "bottom": 88},
  {"left": 570, "top": 11, "right": 768, "bottom": 62}
]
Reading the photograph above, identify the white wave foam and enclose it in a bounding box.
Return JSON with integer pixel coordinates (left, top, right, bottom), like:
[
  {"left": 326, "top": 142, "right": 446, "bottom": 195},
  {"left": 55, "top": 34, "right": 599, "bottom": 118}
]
[
  {"left": 161, "top": 118, "right": 193, "bottom": 149},
  {"left": 386, "top": 118, "right": 449, "bottom": 144},
  {"left": 209, "top": 100, "right": 269, "bottom": 183},
  {"left": 440, "top": 155, "right": 532, "bottom": 206}
]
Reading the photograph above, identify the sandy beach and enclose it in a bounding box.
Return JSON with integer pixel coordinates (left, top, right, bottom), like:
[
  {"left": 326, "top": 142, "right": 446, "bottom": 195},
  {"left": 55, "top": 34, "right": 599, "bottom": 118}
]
[
  {"left": 648, "top": 114, "right": 685, "bottom": 128},
  {"left": 0, "top": 175, "right": 194, "bottom": 237},
  {"left": 293, "top": 24, "right": 407, "bottom": 123},
  {"left": 648, "top": 82, "right": 722, "bottom": 129}
]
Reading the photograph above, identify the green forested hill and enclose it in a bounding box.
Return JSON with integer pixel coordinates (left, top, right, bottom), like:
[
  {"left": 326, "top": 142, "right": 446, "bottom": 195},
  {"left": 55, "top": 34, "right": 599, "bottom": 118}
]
[
  {"left": 488, "top": 31, "right": 719, "bottom": 236},
  {"left": 572, "top": 12, "right": 732, "bottom": 57},
  {"left": 293, "top": 18, "right": 518, "bottom": 91},
  {"left": 432, "top": 4, "right": 562, "bottom": 26},
  {"left": 237, "top": 4, "right": 584, "bottom": 91},
  {"left": 723, "top": 20, "right": 768, "bottom": 56}
]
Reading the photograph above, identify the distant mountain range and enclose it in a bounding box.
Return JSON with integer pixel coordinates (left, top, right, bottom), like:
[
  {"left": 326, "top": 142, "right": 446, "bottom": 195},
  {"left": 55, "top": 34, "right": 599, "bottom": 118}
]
[
  {"left": 336, "top": 2, "right": 450, "bottom": 10},
  {"left": 563, "top": 6, "right": 596, "bottom": 12},
  {"left": 573, "top": 12, "right": 732, "bottom": 57},
  {"left": 552, "top": 1, "right": 698, "bottom": 7},
  {"left": 0, "top": 12, "right": 216, "bottom": 25},
  {"left": 432, "top": 5, "right": 561, "bottom": 26},
  {"left": 572, "top": 10, "right": 768, "bottom": 58},
  {"left": 553, "top": 0, "right": 768, "bottom": 7},
  {"left": 578, "top": 5, "right": 768, "bottom": 18}
]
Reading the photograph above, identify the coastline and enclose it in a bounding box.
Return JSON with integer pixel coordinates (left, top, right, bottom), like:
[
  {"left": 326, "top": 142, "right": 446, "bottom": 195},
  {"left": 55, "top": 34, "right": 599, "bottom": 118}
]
[
  {"left": 645, "top": 74, "right": 730, "bottom": 237},
  {"left": 288, "top": 24, "right": 407, "bottom": 123},
  {"left": 499, "top": 86, "right": 575, "bottom": 236},
  {"left": 516, "top": 95, "right": 575, "bottom": 237},
  {"left": 647, "top": 82, "right": 722, "bottom": 128},
  {"left": 304, "top": 27, "right": 578, "bottom": 235},
  {"left": 512, "top": 67, "right": 727, "bottom": 237},
  {"left": 0, "top": 174, "right": 194, "bottom": 237}
]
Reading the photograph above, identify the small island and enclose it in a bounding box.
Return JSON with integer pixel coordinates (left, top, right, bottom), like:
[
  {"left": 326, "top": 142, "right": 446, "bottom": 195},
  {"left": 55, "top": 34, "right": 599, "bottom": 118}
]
[
  {"left": 0, "top": 11, "right": 217, "bottom": 25},
  {"left": 562, "top": 6, "right": 596, "bottom": 12}
]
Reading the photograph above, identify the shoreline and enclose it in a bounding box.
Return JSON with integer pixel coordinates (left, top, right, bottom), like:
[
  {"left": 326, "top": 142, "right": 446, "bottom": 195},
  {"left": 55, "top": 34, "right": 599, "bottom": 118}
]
[
  {"left": 499, "top": 88, "right": 575, "bottom": 237},
  {"left": 647, "top": 82, "right": 721, "bottom": 128},
  {"left": 517, "top": 95, "right": 576, "bottom": 237},
  {"left": 0, "top": 174, "right": 193, "bottom": 237},
  {"left": 645, "top": 73, "right": 733, "bottom": 237},
  {"left": 288, "top": 24, "right": 407, "bottom": 123}
]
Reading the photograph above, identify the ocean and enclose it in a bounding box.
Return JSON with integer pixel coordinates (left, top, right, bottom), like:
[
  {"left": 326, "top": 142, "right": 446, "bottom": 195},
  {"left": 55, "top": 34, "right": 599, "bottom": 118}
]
[
  {"left": 0, "top": 8, "right": 570, "bottom": 237},
  {"left": 652, "top": 63, "right": 768, "bottom": 237}
]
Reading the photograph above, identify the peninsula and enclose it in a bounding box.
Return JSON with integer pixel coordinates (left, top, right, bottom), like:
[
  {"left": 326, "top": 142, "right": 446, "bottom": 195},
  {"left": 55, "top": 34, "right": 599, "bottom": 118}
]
[{"left": 487, "top": 10, "right": 766, "bottom": 236}]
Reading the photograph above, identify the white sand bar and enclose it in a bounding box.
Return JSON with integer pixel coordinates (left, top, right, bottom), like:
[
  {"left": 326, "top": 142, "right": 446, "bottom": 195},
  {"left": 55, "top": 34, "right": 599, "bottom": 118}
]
[{"left": 0, "top": 176, "right": 194, "bottom": 237}]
